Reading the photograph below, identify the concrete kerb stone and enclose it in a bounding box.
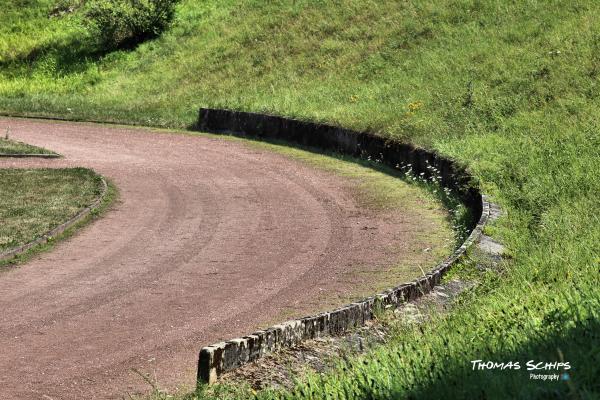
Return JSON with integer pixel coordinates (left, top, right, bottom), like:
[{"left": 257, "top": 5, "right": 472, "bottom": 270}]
[
  {"left": 0, "top": 153, "right": 60, "bottom": 158},
  {"left": 194, "top": 108, "right": 493, "bottom": 385},
  {"left": 0, "top": 175, "right": 108, "bottom": 262}
]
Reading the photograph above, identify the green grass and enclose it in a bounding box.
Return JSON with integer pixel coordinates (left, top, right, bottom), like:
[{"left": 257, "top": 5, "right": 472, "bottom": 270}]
[
  {"left": 0, "top": 168, "right": 104, "bottom": 261},
  {"left": 0, "top": 136, "right": 56, "bottom": 155},
  {"left": 1, "top": 0, "right": 599, "bottom": 398}
]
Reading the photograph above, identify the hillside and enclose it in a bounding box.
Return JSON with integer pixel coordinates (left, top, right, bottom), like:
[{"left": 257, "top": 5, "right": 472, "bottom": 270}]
[{"left": 1, "top": 1, "right": 599, "bottom": 398}]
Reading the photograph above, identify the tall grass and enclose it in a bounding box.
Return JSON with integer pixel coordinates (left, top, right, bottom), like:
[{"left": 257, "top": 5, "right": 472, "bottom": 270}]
[{"left": 1, "top": 0, "right": 599, "bottom": 398}]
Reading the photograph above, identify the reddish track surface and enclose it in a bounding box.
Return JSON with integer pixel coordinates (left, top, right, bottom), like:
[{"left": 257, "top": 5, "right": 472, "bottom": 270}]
[{"left": 0, "top": 118, "right": 439, "bottom": 399}]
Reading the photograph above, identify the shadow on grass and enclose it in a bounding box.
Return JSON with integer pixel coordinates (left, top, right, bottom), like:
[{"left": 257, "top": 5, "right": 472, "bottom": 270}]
[
  {"left": 393, "top": 317, "right": 600, "bottom": 400},
  {"left": 0, "top": 33, "right": 150, "bottom": 76},
  {"left": 1, "top": 41, "right": 101, "bottom": 79}
]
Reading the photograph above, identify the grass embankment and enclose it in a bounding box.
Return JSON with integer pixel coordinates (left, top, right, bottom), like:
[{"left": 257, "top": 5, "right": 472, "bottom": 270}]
[
  {"left": 0, "top": 168, "right": 105, "bottom": 266},
  {"left": 1, "top": 0, "right": 599, "bottom": 398}
]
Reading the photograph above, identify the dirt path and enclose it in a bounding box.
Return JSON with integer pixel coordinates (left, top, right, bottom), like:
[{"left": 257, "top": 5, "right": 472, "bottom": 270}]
[{"left": 0, "top": 118, "right": 443, "bottom": 399}]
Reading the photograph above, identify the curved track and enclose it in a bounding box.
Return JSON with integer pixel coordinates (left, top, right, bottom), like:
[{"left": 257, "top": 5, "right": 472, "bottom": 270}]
[{"left": 0, "top": 118, "right": 445, "bottom": 399}]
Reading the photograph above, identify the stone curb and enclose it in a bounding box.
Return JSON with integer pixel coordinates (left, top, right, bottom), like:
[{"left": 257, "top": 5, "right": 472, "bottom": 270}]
[
  {"left": 0, "top": 153, "right": 60, "bottom": 158},
  {"left": 194, "top": 108, "right": 492, "bottom": 385},
  {"left": 0, "top": 176, "right": 108, "bottom": 262}
]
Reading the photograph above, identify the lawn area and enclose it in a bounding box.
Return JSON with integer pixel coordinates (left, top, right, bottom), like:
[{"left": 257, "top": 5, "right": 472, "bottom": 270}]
[
  {"left": 0, "top": 136, "right": 55, "bottom": 155},
  {"left": 1, "top": 0, "right": 599, "bottom": 399},
  {"left": 0, "top": 168, "right": 104, "bottom": 259}
]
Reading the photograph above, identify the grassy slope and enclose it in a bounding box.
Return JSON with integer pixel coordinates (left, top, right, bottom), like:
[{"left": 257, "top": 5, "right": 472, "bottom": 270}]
[
  {"left": 0, "top": 168, "right": 103, "bottom": 253},
  {"left": 1, "top": 0, "right": 599, "bottom": 398}
]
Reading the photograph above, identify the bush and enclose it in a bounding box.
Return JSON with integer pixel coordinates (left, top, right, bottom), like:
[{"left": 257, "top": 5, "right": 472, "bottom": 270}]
[{"left": 84, "top": 0, "right": 179, "bottom": 50}]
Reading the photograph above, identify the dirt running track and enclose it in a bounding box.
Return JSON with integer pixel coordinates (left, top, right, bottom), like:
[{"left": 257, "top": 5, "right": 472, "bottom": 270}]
[{"left": 0, "top": 118, "right": 441, "bottom": 399}]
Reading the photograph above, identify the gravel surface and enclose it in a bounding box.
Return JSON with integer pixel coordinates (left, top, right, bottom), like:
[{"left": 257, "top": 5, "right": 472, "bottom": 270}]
[{"left": 0, "top": 118, "right": 447, "bottom": 399}]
